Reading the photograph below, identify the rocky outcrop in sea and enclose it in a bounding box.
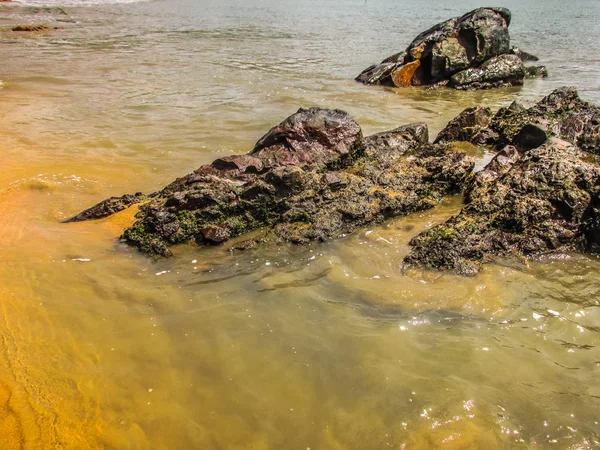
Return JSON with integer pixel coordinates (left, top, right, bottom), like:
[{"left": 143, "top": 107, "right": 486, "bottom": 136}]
[
  {"left": 68, "top": 88, "right": 600, "bottom": 275},
  {"left": 404, "top": 87, "right": 600, "bottom": 274},
  {"left": 67, "top": 108, "right": 473, "bottom": 256},
  {"left": 356, "top": 7, "right": 547, "bottom": 90}
]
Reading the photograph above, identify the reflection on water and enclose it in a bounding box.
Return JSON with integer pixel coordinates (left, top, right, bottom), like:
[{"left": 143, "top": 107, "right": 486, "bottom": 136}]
[{"left": 1, "top": 0, "right": 600, "bottom": 448}]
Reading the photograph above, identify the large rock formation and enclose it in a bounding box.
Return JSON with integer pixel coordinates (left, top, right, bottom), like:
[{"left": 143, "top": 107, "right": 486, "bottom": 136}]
[
  {"left": 69, "top": 89, "right": 600, "bottom": 273},
  {"left": 404, "top": 87, "right": 600, "bottom": 274},
  {"left": 356, "top": 7, "right": 547, "bottom": 90},
  {"left": 67, "top": 108, "right": 474, "bottom": 256}
]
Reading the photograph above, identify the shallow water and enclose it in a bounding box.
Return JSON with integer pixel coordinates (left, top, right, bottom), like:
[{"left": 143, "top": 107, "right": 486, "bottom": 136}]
[{"left": 1, "top": 0, "right": 600, "bottom": 448}]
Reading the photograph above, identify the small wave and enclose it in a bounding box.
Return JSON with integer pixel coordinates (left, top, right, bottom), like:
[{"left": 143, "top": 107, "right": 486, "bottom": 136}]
[{"left": 2, "top": 173, "right": 98, "bottom": 194}]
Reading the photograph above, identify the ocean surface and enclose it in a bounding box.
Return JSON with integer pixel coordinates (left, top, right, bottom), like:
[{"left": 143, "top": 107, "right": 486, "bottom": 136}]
[{"left": 0, "top": 0, "right": 599, "bottom": 448}]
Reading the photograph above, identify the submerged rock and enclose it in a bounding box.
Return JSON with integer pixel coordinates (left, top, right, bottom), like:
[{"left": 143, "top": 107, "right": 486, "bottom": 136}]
[
  {"left": 356, "top": 7, "right": 547, "bottom": 90},
  {"left": 509, "top": 46, "right": 539, "bottom": 62},
  {"left": 68, "top": 108, "right": 474, "bottom": 257},
  {"left": 524, "top": 65, "right": 548, "bottom": 78},
  {"left": 405, "top": 87, "right": 600, "bottom": 274}
]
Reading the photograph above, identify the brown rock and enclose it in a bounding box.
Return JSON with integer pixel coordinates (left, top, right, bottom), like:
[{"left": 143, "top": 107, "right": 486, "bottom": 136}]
[
  {"left": 404, "top": 141, "right": 600, "bottom": 274},
  {"left": 212, "top": 155, "right": 264, "bottom": 174},
  {"left": 201, "top": 225, "right": 230, "bottom": 244}
]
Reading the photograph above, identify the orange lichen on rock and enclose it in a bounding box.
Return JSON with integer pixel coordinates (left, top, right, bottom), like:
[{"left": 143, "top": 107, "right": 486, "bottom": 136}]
[
  {"left": 391, "top": 60, "right": 421, "bottom": 87},
  {"left": 409, "top": 45, "right": 424, "bottom": 60}
]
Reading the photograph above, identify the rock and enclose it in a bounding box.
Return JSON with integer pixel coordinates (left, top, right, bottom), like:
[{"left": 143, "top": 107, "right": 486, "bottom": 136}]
[
  {"left": 249, "top": 107, "right": 362, "bottom": 170},
  {"left": 322, "top": 172, "right": 348, "bottom": 190},
  {"left": 433, "top": 106, "right": 493, "bottom": 144},
  {"left": 381, "top": 51, "right": 407, "bottom": 65},
  {"left": 355, "top": 63, "right": 398, "bottom": 86},
  {"left": 435, "top": 87, "right": 600, "bottom": 154},
  {"left": 449, "top": 54, "right": 525, "bottom": 90},
  {"left": 491, "top": 87, "right": 600, "bottom": 153},
  {"left": 524, "top": 65, "right": 548, "bottom": 78},
  {"left": 463, "top": 145, "right": 520, "bottom": 204},
  {"left": 212, "top": 155, "right": 264, "bottom": 174},
  {"left": 356, "top": 7, "right": 545, "bottom": 90},
  {"left": 406, "top": 7, "right": 510, "bottom": 84},
  {"left": 512, "top": 124, "right": 547, "bottom": 150},
  {"left": 587, "top": 198, "right": 600, "bottom": 253},
  {"left": 404, "top": 87, "right": 600, "bottom": 274},
  {"left": 69, "top": 108, "right": 474, "bottom": 257},
  {"left": 10, "top": 24, "right": 64, "bottom": 32},
  {"left": 64, "top": 193, "right": 146, "bottom": 223},
  {"left": 200, "top": 225, "right": 230, "bottom": 244},
  {"left": 509, "top": 46, "right": 539, "bottom": 61},
  {"left": 25, "top": 6, "right": 68, "bottom": 14},
  {"left": 365, "top": 122, "right": 429, "bottom": 154},
  {"left": 355, "top": 52, "right": 409, "bottom": 86},
  {"left": 486, "top": 145, "right": 519, "bottom": 175},
  {"left": 404, "top": 140, "right": 600, "bottom": 274}
]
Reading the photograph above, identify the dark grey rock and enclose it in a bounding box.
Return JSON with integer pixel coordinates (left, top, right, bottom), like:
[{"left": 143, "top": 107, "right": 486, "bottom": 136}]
[
  {"left": 509, "top": 46, "right": 539, "bottom": 62},
  {"left": 64, "top": 193, "right": 146, "bottom": 222},
  {"left": 512, "top": 124, "right": 548, "bottom": 150},
  {"left": 355, "top": 62, "right": 399, "bottom": 86},
  {"left": 356, "top": 8, "right": 547, "bottom": 90},
  {"left": 449, "top": 54, "right": 525, "bottom": 90}
]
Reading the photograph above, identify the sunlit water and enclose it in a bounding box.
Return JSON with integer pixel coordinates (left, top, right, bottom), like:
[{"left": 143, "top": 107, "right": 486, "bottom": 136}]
[{"left": 1, "top": 0, "right": 600, "bottom": 448}]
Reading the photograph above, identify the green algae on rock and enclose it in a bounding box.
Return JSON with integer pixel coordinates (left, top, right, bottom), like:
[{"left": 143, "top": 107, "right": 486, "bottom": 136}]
[
  {"left": 404, "top": 87, "right": 600, "bottom": 274},
  {"left": 435, "top": 86, "right": 600, "bottom": 154},
  {"left": 67, "top": 108, "right": 474, "bottom": 256}
]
